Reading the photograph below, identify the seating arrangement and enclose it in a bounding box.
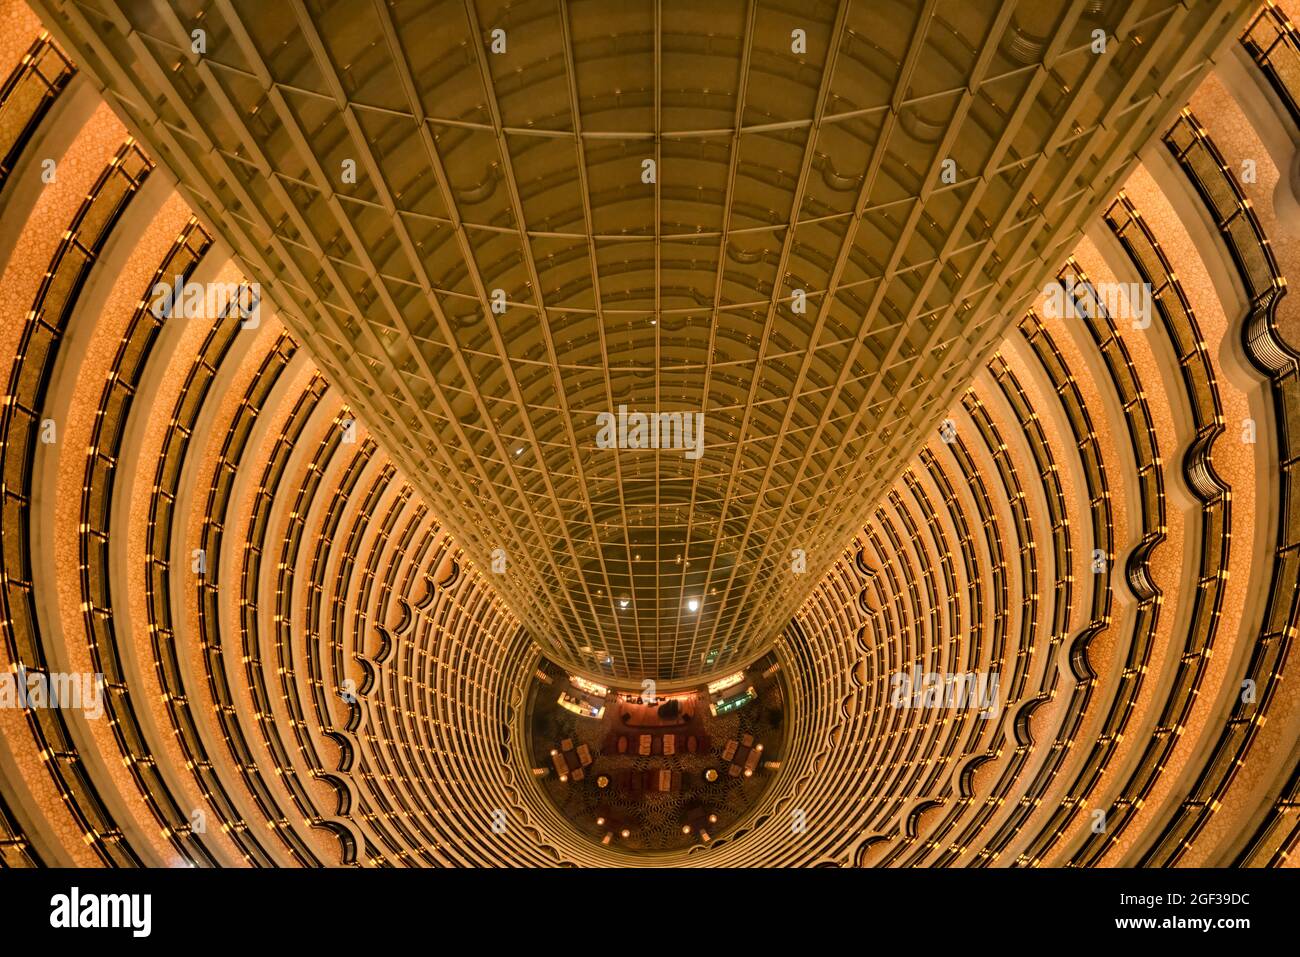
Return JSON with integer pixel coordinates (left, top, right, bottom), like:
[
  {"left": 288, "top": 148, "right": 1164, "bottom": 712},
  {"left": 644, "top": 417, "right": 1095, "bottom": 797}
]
[{"left": 601, "top": 730, "right": 710, "bottom": 758}]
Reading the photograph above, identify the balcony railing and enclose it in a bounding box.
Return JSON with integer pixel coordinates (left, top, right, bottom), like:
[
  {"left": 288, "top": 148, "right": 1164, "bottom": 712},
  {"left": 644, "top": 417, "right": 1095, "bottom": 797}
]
[
  {"left": 0, "top": 34, "right": 74, "bottom": 192},
  {"left": 1241, "top": 2, "right": 1300, "bottom": 129}
]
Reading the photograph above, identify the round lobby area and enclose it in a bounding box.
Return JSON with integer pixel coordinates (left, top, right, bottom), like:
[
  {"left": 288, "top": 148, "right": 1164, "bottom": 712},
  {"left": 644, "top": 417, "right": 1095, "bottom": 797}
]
[{"left": 525, "top": 659, "right": 787, "bottom": 853}]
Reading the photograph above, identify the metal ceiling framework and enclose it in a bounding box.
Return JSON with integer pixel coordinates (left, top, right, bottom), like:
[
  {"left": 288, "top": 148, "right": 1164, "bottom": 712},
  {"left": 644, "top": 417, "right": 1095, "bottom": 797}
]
[{"left": 34, "top": 0, "right": 1252, "bottom": 683}]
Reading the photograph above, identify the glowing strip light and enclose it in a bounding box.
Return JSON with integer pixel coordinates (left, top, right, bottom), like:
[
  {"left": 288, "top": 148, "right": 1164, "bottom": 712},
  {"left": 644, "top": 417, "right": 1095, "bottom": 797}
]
[
  {"left": 709, "top": 687, "right": 756, "bottom": 717},
  {"left": 557, "top": 692, "right": 604, "bottom": 719},
  {"left": 707, "top": 670, "right": 746, "bottom": 695},
  {"left": 569, "top": 674, "right": 609, "bottom": 697}
]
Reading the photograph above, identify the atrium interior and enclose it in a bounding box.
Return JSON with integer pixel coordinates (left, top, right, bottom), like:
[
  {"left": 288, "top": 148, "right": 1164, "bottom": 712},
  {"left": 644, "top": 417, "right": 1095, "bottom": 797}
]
[{"left": 0, "top": 0, "right": 1297, "bottom": 868}]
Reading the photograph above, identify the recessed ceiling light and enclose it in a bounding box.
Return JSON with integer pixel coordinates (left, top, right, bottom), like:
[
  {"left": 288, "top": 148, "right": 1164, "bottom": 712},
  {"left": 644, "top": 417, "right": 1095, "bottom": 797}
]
[{"left": 686, "top": 598, "right": 700, "bottom": 613}]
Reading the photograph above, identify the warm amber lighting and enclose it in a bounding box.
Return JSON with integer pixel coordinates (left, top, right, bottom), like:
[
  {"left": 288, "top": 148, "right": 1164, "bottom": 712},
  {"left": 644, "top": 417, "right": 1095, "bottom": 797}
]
[
  {"left": 569, "top": 675, "right": 609, "bottom": 697},
  {"left": 0, "top": 0, "right": 1286, "bottom": 880},
  {"left": 707, "top": 670, "right": 746, "bottom": 694}
]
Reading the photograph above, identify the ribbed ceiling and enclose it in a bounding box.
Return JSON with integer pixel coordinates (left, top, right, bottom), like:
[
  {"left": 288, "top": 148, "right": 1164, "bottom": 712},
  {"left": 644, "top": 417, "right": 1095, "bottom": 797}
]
[{"left": 33, "top": 0, "right": 1250, "bottom": 681}]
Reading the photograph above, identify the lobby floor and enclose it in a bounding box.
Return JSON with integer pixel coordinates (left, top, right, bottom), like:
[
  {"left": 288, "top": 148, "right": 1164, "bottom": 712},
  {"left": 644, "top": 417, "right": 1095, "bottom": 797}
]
[{"left": 526, "top": 657, "right": 785, "bottom": 853}]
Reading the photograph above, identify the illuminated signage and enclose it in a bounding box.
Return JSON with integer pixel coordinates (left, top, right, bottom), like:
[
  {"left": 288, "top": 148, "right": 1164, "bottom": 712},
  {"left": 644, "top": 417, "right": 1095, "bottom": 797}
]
[
  {"left": 569, "top": 675, "right": 610, "bottom": 697},
  {"left": 707, "top": 671, "right": 746, "bottom": 695}
]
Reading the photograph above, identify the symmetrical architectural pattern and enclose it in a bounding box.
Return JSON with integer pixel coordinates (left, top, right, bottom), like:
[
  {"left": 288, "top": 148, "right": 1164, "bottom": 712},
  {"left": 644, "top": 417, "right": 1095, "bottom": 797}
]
[
  {"left": 0, "top": 0, "right": 1296, "bottom": 867},
  {"left": 26, "top": 0, "right": 1254, "bottom": 681}
]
